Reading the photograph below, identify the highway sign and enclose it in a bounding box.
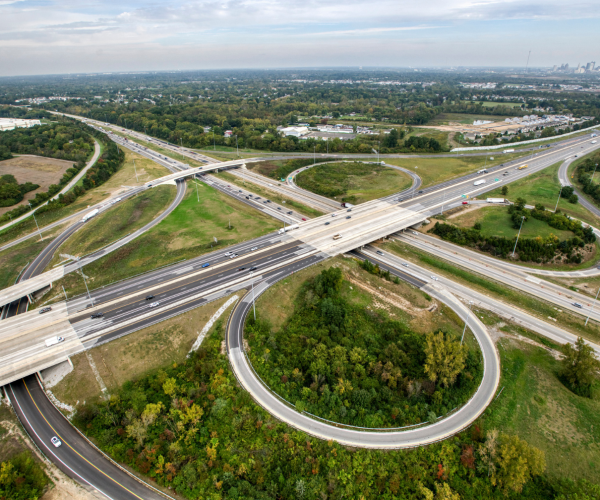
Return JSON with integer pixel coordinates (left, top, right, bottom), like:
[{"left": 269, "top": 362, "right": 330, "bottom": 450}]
[
  {"left": 461, "top": 194, "right": 466, "bottom": 198},
  {"left": 494, "top": 178, "right": 499, "bottom": 182}
]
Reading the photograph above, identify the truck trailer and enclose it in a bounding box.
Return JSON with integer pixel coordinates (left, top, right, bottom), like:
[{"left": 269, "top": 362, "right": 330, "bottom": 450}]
[
  {"left": 278, "top": 224, "right": 300, "bottom": 234},
  {"left": 80, "top": 208, "right": 99, "bottom": 223},
  {"left": 473, "top": 179, "right": 487, "bottom": 186},
  {"left": 486, "top": 198, "right": 507, "bottom": 203}
]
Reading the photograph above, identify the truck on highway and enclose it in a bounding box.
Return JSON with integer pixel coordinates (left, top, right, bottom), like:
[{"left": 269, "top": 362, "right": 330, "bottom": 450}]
[
  {"left": 517, "top": 164, "right": 528, "bottom": 170},
  {"left": 477, "top": 169, "right": 488, "bottom": 174},
  {"left": 45, "top": 336, "right": 64, "bottom": 347},
  {"left": 81, "top": 208, "right": 99, "bottom": 223},
  {"left": 278, "top": 224, "right": 300, "bottom": 234},
  {"left": 341, "top": 202, "right": 355, "bottom": 208},
  {"left": 503, "top": 149, "right": 515, "bottom": 154},
  {"left": 473, "top": 179, "right": 486, "bottom": 186},
  {"left": 487, "top": 198, "right": 507, "bottom": 203}
]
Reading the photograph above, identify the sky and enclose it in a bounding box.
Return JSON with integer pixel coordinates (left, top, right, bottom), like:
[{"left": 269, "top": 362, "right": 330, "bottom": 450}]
[{"left": 0, "top": 0, "right": 598, "bottom": 76}]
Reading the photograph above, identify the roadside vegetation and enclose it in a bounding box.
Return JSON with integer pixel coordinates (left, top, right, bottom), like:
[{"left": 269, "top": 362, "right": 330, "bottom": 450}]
[
  {"left": 295, "top": 161, "right": 412, "bottom": 204},
  {"left": 248, "top": 158, "right": 330, "bottom": 181},
  {"left": 383, "top": 152, "right": 526, "bottom": 188},
  {"left": 42, "top": 181, "right": 280, "bottom": 302},
  {"left": 213, "top": 171, "right": 325, "bottom": 218},
  {"left": 0, "top": 237, "right": 54, "bottom": 290},
  {"left": 430, "top": 198, "right": 596, "bottom": 266},
  {"left": 246, "top": 265, "right": 482, "bottom": 428},
  {"left": 44, "top": 184, "right": 176, "bottom": 270},
  {"left": 381, "top": 239, "right": 600, "bottom": 345}
]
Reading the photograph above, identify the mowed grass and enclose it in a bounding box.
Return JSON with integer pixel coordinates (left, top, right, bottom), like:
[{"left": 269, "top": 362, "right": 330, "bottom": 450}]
[
  {"left": 0, "top": 146, "right": 171, "bottom": 247},
  {"left": 296, "top": 161, "right": 412, "bottom": 204},
  {"left": 486, "top": 161, "right": 600, "bottom": 227},
  {"left": 383, "top": 152, "right": 527, "bottom": 188},
  {"left": 0, "top": 237, "right": 54, "bottom": 290},
  {"left": 380, "top": 239, "right": 600, "bottom": 345},
  {"left": 486, "top": 337, "right": 600, "bottom": 482},
  {"left": 44, "top": 185, "right": 177, "bottom": 270},
  {"left": 214, "top": 171, "right": 325, "bottom": 218},
  {"left": 50, "top": 294, "right": 238, "bottom": 406},
  {"left": 451, "top": 206, "right": 574, "bottom": 240},
  {"left": 43, "top": 181, "right": 281, "bottom": 300}
]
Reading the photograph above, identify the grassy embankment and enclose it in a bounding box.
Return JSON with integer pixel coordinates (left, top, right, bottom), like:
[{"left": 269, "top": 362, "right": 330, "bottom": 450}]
[
  {"left": 295, "top": 161, "right": 412, "bottom": 204},
  {"left": 0, "top": 238, "right": 55, "bottom": 290},
  {"left": 380, "top": 239, "right": 600, "bottom": 345},
  {"left": 42, "top": 181, "right": 280, "bottom": 303},
  {"left": 383, "top": 151, "right": 527, "bottom": 188},
  {"left": 0, "top": 146, "right": 170, "bottom": 247},
  {"left": 213, "top": 171, "right": 325, "bottom": 218},
  {"left": 44, "top": 185, "right": 177, "bottom": 271}
]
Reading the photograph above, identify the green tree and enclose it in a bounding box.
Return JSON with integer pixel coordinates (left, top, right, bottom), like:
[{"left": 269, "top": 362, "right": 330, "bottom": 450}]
[
  {"left": 561, "top": 337, "right": 597, "bottom": 396},
  {"left": 491, "top": 434, "right": 546, "bottom": 494},
  {"left": 501, "top": 185, "right": 508, "bottom": 196},
  {"left": 424, "top": 332, "right": 467, "bottom": 388}
]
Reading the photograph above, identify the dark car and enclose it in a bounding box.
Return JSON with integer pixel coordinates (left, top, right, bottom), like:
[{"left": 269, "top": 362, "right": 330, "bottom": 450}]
[
  {"left": 39, "top": 307, "right": 52, "bottom": 314},
  {"left": 250, "top": 266, "right": 258, "bottom": 271},
  {"left": 91, "top": 312, "right": 104, "bottom": 319},
  {"left": 287, "top": 211, "right": 292, "bottom": 214},
  {"left": 346, "top": 216, "right": 351, "bottom": 219},
  {"left": 246, "top": 196, "right": 249, "bottom": 199},
  {"left": 418, "top": 190, "right": 423, "bottom": 194},
  {"left": 145, "top": 295, "right": 154, "bottom": 301},
  {"left": 238, "top": 267, "right": 246, "bottom": 271},
  {"left": 325, "top": 222, "right": 330, "bottom": 225}
]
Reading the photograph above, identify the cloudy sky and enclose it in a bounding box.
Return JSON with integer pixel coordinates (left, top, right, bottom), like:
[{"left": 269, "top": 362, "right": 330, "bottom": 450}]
[{"left": 0, "top": 0, "right": 598, "bottom": 76}]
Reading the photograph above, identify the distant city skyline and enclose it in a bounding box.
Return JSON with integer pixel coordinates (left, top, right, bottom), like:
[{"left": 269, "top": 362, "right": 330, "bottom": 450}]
[{"left": 0, "top": 0, "right": 598, "bottom": 77}]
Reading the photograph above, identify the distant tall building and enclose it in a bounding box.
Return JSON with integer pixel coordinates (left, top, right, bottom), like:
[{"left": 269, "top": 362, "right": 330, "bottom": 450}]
[{"left": 552, "top": 65, "right": 558, "bottom": 72}]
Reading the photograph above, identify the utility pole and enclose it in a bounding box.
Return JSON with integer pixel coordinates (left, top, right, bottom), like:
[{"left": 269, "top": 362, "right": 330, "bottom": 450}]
[
  {"left": 180, "top": 137, "right": 184, "bottom": 160},
  {"left": 585, "top": 286, "right": 600, "bottom": 326},
  {"left": 195, "top": 178, "right": 199, "bottom": 202},
  {"left": 133, "top": 159, "right": 139, "bottom": 182},
  {"left": 512, "top": 216, "right": 525, "bottom": 257},
  {"left": 554, "top": 186, "right": 563, "bottom": 212},
  {"left": 461, "top": 301, "right": 473, "bottom": 345},
  {"left": 213, "top": 131, "right": 215, "bottom": 151},
  {"left": 313, "top": 145, "right": 316, "bottom": 164},
  {"left": 377, "top": 141, "right": 380, "bottom": 165},
  {"left": 80, "top": 263, "right": 93, "bottom": 308}
]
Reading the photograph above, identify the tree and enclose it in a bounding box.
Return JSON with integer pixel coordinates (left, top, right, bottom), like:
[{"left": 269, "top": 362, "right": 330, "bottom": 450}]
[
  {"left": 384, "top": 128, "right": 399, "bottom": 148},
  {"left": 568, "top": 194, "right": 578, "bottom": 204},
  {"left": 515, "top": 197, "right": 527, "bottom": 209},
  {"left": 561, "top": 337, "right": 597, "bottom": 396},
  {"left": 501, "top": 185, "right": 508, "bottom": 196},
  {"left": 491, "top": 434, "right": 546, "bottom": 493},
  {"left": 424, "top": 332, "right": 467, "bottom": 388}
]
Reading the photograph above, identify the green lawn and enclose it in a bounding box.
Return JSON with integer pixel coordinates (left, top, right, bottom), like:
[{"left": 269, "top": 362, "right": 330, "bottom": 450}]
[
  {"left": 384, "top": 152, "right": 527, "bottom": 188},
  {"left": 452, "top": 206, "right": 574, "bottom": 240},
  {"left": 0, "top": 237, "right": 53, "bottom": 290},
  {"left": 429, "top": 113, "right": 511, "bottom": 125},
  {"left": 44, "top": 185, "right": 177, "bottom": 270},
  {"left": 44, "top": 181, "right": 281, "bottom": 301},
  {"left": 461, "top": 101, "right": 523, "bottom": 109},
  {"left": 214, "top": 171, "right": 325, "bottom": 218},
  {"left": 296, "top": 161, "right": 412, "bottom": 204},
  {"left": 486, "top": 161, "right": 600, "bottom": 228},
  {"left": 486, "top": 337, "right": 600, "bottom": 482}
]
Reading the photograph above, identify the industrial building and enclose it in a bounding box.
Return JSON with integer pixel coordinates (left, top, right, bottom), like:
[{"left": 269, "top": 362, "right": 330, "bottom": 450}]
[{"left": 0, "top": 118, "right": 42, "bottom": 132}]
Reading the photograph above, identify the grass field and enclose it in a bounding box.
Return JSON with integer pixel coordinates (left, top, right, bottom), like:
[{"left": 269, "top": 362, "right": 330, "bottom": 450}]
[
  {"left": 44, "top": 185, "right": 177, "bottom": 270},
  {"left": 486, "top": 161, "right": 600, "bottom": 227},
  {"left": 296, "top": 161, "right": 412, "bottom": 204},
  {"left": 485, "top": 336, "right": 600, "bottom": 482},
  {"left": 42, "top": 181, "right": 281, "bottom": 302},
  {"left": 429, "top": 113, "right": 511, "bottom": 125},
  {"left": 50, "top": 294, "right": 238, "bottom": 406},
  {"left": 0, "top": 146, "right": 171, "bottom": 247},
  {"left": 461, "top": 101, "right": 523, "bottom": 109},
  {"left": 0, "top": 237, "right": 54, "bottom": 290},
  {"left": 452, "top": 206, "right": 575, "bottom": 240},
  {"left": 383, "top": 152, "right": 527, "bottom": 188},
  {"left": 381, "top": 239, "right": 600, "bottom": 345},
  {"left": 213, "top": 171, "right": 325, "bottom": 218}
]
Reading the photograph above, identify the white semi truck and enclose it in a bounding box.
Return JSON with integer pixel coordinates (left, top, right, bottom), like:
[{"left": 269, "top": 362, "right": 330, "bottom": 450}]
[
  {"left": 278, "top": 224, "right": 300, "bottom": 234},
  {"left": 473, "top": 179, "right": 487, "bottom": 186},
  {"left": 80, "top": 208, "right": 99, "bottom": 223}
]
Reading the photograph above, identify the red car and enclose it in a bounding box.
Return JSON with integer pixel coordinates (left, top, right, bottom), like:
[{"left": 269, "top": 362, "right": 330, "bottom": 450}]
[
  {"left": 301, "top": 218, "right": 307, "bottom": 221},
  {"left": 462, "top": 201, "right": 469, "bottom": 205}
]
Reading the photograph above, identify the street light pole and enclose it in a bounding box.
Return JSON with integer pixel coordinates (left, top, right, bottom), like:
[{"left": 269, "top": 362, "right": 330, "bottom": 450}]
[
  {"left": 80, "top": 262, "right": 93, "bottom": 308},
  {"left": 554, "top": 186, "right": 563, "bottom": 212},
  {"left": 195, "top": 178, "right": 199, "bottom": 202},
  {"left": 377, "top": 141, "right": 380, "bottom": 164},
  {"left": 29, "top": 203, "right": 43, "bottom": 241},
  {"left": 235, "top": 135, "right": 239, "bottom": 158},
  {"left": 461, "top": 301, "right": 473, "bottom": 345},
  {"left": 591, "top": 163, "right": 599, "bottom": 183},
  {"left": 585, "top": 286, "right": 600, "bottom": 326},
  {"left": 512, "top": 216, "right": 525, "bottom": 257}
]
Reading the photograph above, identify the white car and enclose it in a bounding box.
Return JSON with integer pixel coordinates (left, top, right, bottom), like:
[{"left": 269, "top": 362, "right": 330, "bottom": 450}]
[
  {"left": 430, "top": 276, "right": 439, "bottom": 281},
  {"left": 149, "top": 302, "right": 160, "bottom": 308},
  {"left": 225, "top": 252, "right": 231, "bottom": 256},
  {"left": 51, "top": 436, "right": 61, "bottom": 448},
  {"left": 251, "top": 247, "right": 258, "bottom": 251},
  {"left": 401, "top": 263, "right": 409, "bottom": 267}
]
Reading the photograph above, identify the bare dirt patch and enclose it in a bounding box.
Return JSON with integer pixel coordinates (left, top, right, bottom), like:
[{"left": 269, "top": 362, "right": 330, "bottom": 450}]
[{"left": 0, "top": 155, "right": 73, "bottom": 215}]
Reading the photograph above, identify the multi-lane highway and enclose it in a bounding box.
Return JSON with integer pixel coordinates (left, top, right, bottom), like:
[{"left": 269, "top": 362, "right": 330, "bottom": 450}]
[{"left": 2, "top": 115, "right": 600, "bottom": 495}]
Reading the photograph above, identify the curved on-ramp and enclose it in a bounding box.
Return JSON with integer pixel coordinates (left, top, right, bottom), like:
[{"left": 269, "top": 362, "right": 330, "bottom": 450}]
[{"left": 226, "top": 266, "right": 500, "bottom": 449}]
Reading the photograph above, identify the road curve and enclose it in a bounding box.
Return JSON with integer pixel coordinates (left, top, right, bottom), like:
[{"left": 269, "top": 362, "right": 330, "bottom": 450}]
[
  {"left": 226, "top": 262, "right": 500, "bottom": 449},
  {"left": 558, "top": 157, "right": 600, "bottom": 219}
]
